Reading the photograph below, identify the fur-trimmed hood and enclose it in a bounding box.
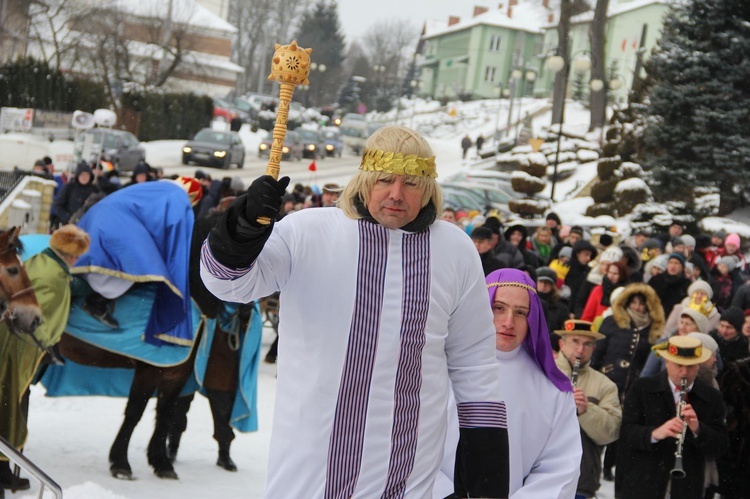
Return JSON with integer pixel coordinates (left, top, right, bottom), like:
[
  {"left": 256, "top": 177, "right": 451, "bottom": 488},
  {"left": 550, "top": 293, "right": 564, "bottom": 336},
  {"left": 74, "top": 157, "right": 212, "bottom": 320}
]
[{"left": 611, "top": 282, "right": 665, "bottom": 343}]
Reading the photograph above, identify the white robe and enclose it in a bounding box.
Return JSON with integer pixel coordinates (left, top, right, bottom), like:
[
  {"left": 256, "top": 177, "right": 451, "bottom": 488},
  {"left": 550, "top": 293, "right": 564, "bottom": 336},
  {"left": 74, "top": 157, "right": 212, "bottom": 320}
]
[
  {"left": 201, "top": 208, "right": 506, "bottom": 498},
  {"left": 433, "top": 345, "right": 582, "bottom": 499}
]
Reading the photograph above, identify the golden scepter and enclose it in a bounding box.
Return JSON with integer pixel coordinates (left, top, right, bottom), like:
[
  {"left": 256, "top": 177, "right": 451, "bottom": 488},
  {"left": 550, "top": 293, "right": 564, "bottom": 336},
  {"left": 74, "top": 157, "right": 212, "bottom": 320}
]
[{"left": 257, "top": 40, "right": 313, "bottom": 225}]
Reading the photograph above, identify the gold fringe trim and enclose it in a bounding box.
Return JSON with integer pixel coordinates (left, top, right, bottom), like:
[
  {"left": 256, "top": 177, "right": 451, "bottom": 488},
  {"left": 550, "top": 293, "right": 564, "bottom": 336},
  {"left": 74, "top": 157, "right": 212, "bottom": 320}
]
[
  {"left": 359, "top": 148, "right": 437, "bottom": 178},
  {"left": 71, "top": 265, "right": 183, "bottom": 300},
  {"left": 487, "top": 281, "right": 537, "bottom": 293}
]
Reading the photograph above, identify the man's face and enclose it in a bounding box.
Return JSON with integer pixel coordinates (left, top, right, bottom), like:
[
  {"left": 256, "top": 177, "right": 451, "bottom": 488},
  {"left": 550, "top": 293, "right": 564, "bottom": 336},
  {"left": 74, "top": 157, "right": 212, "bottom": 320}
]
[
  {"left": 492, "top": 286, "right": 530, "bottom": 352},
  {"left": 665, "top": 359, "right": 700, "bottom": 387},
  {"left": 559, "top": 333, "right": 596, "bottom": 366},
  {"left": 667, "top": 259, "right": 683, "bottom": 276},
  {"left": 536, "top": 280, "right": 553, "bottom": 294},
  {"left": 634, "top": 234, "right": 647, "bottom": 247},
  {"left": 442, "top": 211, "right": 456, "bottom": 223},
  {"left": 711, "top": 236, "right": 724, "bottom": 247},
  {"left": 472, "top": 238, "right": 493, "bottom": 255},
  {"left": 678, "top": 316, "right": 699, "bottom": 335},
  {"left": 546, "top": 219, "right": 557, "bottom": 229},
  {"left": 672, "top": 244, "right": 686, "bottom": 255},
  {"left": 742, "top": 315, "right": 750, "bottom": 338},
  {"left": 321, "top": 191, "right": 339, "bottom": 207},
  {"left": 718, "top": 320, "right": 739, "bottom": 341},
  {"left": 669, "top": 224, "right": 683, "bottom": 237},
  {"left": 367, "top": 175, "right": 424, "bottom": 229},
  {"left": 537, "top": 231, "right": 551, "bottom": 244},
  {"left": 568, "top": 232, "right": 582, "bottom": 245},
  {"left": 577, "top": 249, "right": 592, "bottom": 266},
  {"left": 78, "top": 171, "right": 91, "bottom": 185}
]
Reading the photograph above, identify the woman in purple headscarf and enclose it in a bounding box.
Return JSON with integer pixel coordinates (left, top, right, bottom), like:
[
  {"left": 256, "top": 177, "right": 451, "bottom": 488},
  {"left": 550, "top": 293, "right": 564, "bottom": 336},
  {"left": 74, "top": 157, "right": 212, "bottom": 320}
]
[{"left": 433, "top": 268, "right": 582, "bottom": 499}]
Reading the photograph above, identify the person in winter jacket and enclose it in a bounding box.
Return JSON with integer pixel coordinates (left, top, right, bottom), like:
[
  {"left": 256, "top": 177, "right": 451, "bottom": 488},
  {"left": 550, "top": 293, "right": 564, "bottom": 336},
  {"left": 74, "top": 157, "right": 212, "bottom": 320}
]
[
  {"left": 665, "top": 280, "right": 720, "bottom": 335},
  {"left": 565, "top": 240, "right": 598, "bottom": 317},
  {"left": 581, "top": 261, "right": 630, "bottom": 323},
  {"left": 536, "top": 266, "right": 570, "bottom": 350},
  {"left": 648, "top": 253, "right": 691, "bottom": 318},
  {"left": 504, "top": 224, "right": 543, "bottom": 269},
  {"left": 50, "top": 161, "right": 100, "bottom": 226},
  {"left": 574, "top": 246, "right": 624, "bottom": 318},
  {"left": 590, "top": 283, "right": 665, "bottom": 482}
]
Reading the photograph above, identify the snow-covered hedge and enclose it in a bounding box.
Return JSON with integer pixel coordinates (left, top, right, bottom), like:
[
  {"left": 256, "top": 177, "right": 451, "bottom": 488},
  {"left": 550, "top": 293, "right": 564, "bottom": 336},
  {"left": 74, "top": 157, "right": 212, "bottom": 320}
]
[
  {"left": 577, "top": 149, "right": 600, "bottom": 163},
  {"left": 618, "top": 162, "right": 644, "bottom": 179},
  {"left": 511, "top": 170, "right": 546, "bottom": 195},
  {"left": 591, "top": 179, "right": 618, "bottom": 204},
  {"left": 585, "top": 202, "right": 615, "bottom": 217},
  {"left": 597, "top": 157, "right": 622, "bottom": 181},
  {"left": 614, "top": 178, "right": 652, "bottom": 215},
  {"left": 509, "top": 198, "right": 550, "bottom": 217}
]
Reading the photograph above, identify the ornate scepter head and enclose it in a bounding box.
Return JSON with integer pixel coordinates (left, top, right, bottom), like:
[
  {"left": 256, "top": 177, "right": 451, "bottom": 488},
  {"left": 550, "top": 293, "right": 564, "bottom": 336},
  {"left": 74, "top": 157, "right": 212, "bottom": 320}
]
[{"left": 268, "top": 40, "right": 312, "bottom": 85}]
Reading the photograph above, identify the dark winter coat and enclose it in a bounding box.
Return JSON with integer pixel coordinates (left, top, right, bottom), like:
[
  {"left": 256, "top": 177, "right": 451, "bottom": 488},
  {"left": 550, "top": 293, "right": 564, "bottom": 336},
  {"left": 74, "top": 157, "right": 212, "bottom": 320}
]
[
  {"left": 616, "top": 372, "right": 728, "bottom": 499},
  {"left": 538, "top": 290, "right": 570, "bottom": 350},
  {"left": 493, "top": 239, "right": 524, "bottom": 269},
  {"left": 591, "top": 283, "right": 665, "bottom": 400},
  {"left": 716, "top": 358, "right": 750, "bottom": 498},
  {"left": 709, "top": 330, "right": 749, "bottom": 365},
  {"left": 565, "top": 240, "right": 598, "bottom": 316},
  {"left": 647, "top": 271, "right": 691, "bottom": 318},
  {"left": 732, "top": 283, "right": 750, "bottom": 310},
  {"left": 478, "top": 250, "right": 506, "bottom": 276},
  {"left": 504, "top": 224, "right": 543, "bottom": 269},
  {"left": 51, "top": 162, "right": 99, "bottom": 224}
]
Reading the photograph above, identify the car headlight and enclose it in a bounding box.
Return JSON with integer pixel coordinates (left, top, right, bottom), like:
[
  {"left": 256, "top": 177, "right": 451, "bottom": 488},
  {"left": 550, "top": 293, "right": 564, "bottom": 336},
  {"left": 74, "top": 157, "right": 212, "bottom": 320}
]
[
  {"left": 214, "top": 150, "right": 227, "bottom": 158},
  {"left": 282, "top": 146, "right": 290, "bottom": 154},
  {"left": 326, "top": 144, "right": 334, "bottom": 151},
  {"left": 259, "top": 144, "right": 268, "bottom": 150},
  {"left": 183, "top": 147, "right": 192, "bottom": 153},
  {"left": 307, "top": 144, "right": 316, "bottom": 151}
]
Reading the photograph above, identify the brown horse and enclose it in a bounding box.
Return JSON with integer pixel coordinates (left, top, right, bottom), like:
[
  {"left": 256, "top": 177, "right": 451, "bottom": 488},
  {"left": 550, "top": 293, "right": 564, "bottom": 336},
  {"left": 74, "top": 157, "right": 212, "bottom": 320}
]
[
  {"left": 54, "top": 211, "right": 226, "bottom": 481},
  {"left": 0, "top": 227, "right": 42, "bottom": 336}
]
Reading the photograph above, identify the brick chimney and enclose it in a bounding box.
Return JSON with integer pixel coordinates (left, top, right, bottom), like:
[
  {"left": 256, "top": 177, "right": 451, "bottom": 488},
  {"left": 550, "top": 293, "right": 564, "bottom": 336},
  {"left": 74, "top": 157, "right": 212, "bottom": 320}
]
[
  {"left": 448, "top": 15, "right": 461, "bottom": 26},
  {"left": 473, "top": 6, "right": 489, "bottom": 16},
  {"left": 548, "top": 12, "right": 555, "bottom": 23}
]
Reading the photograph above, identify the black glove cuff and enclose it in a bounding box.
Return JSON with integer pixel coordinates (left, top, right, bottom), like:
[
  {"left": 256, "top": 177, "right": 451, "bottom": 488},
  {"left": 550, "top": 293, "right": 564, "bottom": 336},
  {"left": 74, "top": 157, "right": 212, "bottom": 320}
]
[{"left": 207, "top": 207, "right": 273, "bottom": 269}]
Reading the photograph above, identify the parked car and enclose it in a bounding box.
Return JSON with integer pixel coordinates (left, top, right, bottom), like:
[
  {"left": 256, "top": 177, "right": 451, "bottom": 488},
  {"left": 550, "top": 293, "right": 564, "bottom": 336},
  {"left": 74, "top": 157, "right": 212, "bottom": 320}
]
[
  {"left": 212, "top": 98, "right": 237, "bottom": 122},
  {"left": 340, "top": 119, "right": 368, "bottom": 155},
  {"left": 440, "top": 181, "right": 519, "bottom": 217},
  {"left": 76, "top": 129, "right": 145, "bottom": 172},
  {"left": 257, "top": 130, "right": 303, "bottom": 161},
  {"left": 440, "top": 186, "right": 486, "bottom": 214},
  {"left": 295, "top": 128, "right": 324, "bottom": 159},
  {"left": 320, "top": 127, "right": 344, "bottom": 157},
  {"left": 182, "top": 128, "right": 245, "bottom": 169}
]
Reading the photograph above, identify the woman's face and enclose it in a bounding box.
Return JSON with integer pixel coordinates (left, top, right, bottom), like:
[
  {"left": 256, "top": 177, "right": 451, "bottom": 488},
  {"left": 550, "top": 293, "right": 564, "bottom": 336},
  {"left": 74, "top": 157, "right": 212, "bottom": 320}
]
[
  {"left": 509, "top": 231, "right": 523, "bottom": 246},
  {"left": 692, "top": 290, "right": 708, "bottom": 303},
  {"left": 628, "top": 296, "right": 646, "bottom": 314},
  {"left": 725, "top": 243, "right": 739, "bottom": 255},
  {"left": 678, "top": 316, "right": 699, "bottom": 335},
  {"left": 743, "top": 315, "right": 750, "bottom": 338},
  {"left": 537, "top": 231, "right": 550, "bottom": 244},
  {"left": 606, "top": 265, "right": 620, "bottom": 283}
]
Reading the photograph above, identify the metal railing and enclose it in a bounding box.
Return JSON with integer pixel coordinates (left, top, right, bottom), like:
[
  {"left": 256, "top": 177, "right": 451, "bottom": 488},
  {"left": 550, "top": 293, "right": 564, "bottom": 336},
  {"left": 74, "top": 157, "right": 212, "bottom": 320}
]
[
  {"left": 0, "top": 436, "right": 63, "bottom": 498},
  {"left": 0, "top": 170, "right": 30, "bottom": 205}
]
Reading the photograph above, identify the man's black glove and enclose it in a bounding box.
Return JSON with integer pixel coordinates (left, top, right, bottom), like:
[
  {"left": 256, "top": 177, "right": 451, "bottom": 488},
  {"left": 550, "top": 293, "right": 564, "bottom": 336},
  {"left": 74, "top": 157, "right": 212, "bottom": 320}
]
[{"left": 207, "top": 175, "right": 290, "bottom": 269}]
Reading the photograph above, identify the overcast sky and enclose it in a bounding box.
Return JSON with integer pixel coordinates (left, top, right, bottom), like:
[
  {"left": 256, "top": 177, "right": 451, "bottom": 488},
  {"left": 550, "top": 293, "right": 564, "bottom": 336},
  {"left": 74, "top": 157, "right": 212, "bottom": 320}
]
[{"left": 336, "top": 0, "right": 482, "bottom": 44}]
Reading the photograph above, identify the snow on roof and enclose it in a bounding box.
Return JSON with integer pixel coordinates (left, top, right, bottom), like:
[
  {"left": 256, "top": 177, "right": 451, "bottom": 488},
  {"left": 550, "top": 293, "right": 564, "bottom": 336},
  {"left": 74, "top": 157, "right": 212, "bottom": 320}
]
[
  {"left": 424, "top": 0, "right": 552, "bottom": 39},
  {"left": 564, "top": 0, "right": 674, "bottom": 26},
  {"left": 124, "top": 39, "right": 243, "bottom": 73},
  {"left": 99, "top": 0, "right": 236, "bottom": 34}
]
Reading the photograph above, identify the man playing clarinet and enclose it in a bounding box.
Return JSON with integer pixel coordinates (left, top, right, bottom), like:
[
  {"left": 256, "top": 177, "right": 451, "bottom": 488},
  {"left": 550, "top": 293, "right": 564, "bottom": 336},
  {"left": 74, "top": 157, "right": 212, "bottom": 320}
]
[{"left": 617, "top": 335, "right": 728, "bottom": 499}]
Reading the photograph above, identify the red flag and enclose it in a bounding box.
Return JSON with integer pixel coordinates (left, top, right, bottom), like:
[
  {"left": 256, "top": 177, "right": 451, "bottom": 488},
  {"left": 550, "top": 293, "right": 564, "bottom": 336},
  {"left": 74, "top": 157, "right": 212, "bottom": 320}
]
[{"left": 308, "top": 160, "right": 317, "bottom": 172}]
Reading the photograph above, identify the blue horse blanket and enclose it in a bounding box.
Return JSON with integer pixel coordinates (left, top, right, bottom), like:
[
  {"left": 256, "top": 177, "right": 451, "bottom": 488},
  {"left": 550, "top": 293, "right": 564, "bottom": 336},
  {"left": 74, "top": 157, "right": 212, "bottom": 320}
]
[{"left": 73, "top": 181, "right": 195, "bottom": 346}]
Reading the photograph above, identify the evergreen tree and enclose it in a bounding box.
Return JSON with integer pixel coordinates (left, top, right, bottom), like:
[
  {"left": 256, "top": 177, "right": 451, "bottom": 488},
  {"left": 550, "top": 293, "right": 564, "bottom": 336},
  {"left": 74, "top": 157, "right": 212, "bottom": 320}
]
[
  {"left": 294, "top": 1, "right": 346, "bottom": 107},
  {"left": 644, "top": 0, "right": 750, "bottom": 212},
  {"left": 572, "top": 72, "right": 587, "bottom": 103}
]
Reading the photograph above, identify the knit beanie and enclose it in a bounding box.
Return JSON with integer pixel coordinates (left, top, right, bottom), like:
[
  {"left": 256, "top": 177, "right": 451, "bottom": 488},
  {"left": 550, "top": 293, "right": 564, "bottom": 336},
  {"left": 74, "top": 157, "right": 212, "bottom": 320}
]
[
  {"left": 600, "top": 246, "right": 624, "bottom": 263},
  {"left": 668, "top": 252, "right": 686, "bottom": 267},
  {"left": 726, "top": 233, "right": 741, "bottom": 248},
  {"left": 688, "top": 280, "right": 714, "bottom": 300},
  {"left": 681, "top": 308, "right": 709, "bottom": 334},
  {"left": 688, "top": 332, "right": 719, "bottom": 355},
  {"left": 717, "top": 255, "right": 739, "bottom": 273},
  {"left": 559, "top": 246, "right": 573, "bottom": 260},
  {"left": 681, "top": 234, "right": 696, "bottom": 249},
  {"left": 651, "top": 254, "right": 670, "bottom": 271},
  {"left": 721, "top": 307, "right": 745, "bottom": 332}
]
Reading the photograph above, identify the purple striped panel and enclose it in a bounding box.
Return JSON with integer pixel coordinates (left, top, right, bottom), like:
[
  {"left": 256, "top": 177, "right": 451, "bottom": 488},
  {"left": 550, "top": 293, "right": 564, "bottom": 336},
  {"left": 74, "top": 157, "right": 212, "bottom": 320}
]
[
  {"left": 200, "top": 239, "right": 253, "bottom": 280},
  {"left": 325, "top": 221, "right": 389, "bottom": 499},
  {"left": 457, "top": 401, "right": 508, "bottom": 429},
  {"left": 381, "top": 230, "right": 431, "bottom": 499}
]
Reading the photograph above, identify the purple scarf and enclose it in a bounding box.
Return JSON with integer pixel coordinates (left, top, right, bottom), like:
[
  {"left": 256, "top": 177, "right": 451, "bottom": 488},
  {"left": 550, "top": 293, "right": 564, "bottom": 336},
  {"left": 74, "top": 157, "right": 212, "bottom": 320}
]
[{"left": 486, "top": 268, "right": 572, "bottom": 392}]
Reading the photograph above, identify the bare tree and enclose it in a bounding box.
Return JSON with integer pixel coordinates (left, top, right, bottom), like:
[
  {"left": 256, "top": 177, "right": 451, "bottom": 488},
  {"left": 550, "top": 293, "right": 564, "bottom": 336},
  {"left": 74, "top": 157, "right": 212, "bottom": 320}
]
[
  {"left": 27, "top": 0, "right": 86, "bottom": 69},
  {"left": 588, "top": 0, "right": 609, "bottom": 131},
  {"left": 230, "top": 0, "right": 275, "bottom": 95}
]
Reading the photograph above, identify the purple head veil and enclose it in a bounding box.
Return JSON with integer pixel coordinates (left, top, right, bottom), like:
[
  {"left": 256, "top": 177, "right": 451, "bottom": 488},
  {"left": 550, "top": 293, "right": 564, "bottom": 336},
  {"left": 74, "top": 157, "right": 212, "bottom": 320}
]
[{"left": 486, "top": 268, "right": 572, "bottom": 392}]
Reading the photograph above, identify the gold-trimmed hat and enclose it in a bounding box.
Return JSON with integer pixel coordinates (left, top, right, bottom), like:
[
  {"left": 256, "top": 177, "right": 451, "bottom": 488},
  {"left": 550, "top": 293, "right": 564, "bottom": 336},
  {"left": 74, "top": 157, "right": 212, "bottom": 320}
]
[
  {"left": 653, "top": 335, "right": 712, "bottom": 366},
  {"left": 359, "top": 148, "right": 437, "bottom": 178},
  {"left": 555, "top": 319, "right": 605, "bottom": 340}
]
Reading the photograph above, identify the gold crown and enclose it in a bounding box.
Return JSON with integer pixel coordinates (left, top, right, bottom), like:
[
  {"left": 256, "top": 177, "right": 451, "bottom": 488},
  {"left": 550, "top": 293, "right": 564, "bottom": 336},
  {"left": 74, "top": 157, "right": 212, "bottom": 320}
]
[
  {"left": 359, "top": 148, "right": 437, "bottom": 178},
  {"left": 687, "top": 293, "right": 714, "bottom": 317}
]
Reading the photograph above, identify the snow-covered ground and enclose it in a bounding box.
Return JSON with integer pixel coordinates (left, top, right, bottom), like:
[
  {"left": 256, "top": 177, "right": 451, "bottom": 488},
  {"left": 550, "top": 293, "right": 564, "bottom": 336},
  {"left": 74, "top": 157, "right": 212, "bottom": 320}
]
[{"left": 7, "top": 96, "right": 750, "bottom": 498}]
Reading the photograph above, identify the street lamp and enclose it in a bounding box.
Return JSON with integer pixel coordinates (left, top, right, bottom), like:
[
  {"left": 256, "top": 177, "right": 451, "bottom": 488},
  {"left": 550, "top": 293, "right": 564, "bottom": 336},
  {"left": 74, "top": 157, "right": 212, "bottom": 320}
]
[
  {"left": 547, "top": 49, "right": 592, "bottom": 202},
  {"left": 505, "top": 69, "right": 523, "bottom": 138}
]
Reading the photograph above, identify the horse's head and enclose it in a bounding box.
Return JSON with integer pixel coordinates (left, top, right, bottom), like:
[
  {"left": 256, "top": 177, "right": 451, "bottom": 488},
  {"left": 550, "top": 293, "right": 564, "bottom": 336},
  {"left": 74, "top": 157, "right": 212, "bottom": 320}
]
[{"left": 0, "top": 227, "right": 42, "bottom": 335}]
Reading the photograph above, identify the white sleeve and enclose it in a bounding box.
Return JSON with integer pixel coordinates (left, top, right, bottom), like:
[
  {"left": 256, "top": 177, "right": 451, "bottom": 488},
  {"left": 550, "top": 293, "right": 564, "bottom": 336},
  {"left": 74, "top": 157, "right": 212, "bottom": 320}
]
[
  {"left": 444, "top": 256, "right": 501, "bottom": 407},
  {"left": 512, "top": 391, "right": 582, "bottom": 499},
  {"left": 200, "top": 222, "right": 294, "bottom": 303}
]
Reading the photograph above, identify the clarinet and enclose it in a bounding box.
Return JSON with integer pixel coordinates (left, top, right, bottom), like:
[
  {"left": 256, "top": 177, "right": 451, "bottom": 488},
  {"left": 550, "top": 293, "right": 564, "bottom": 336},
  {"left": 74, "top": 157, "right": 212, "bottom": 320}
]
[
  {"left": 670, "top": 377, "right": 688, "bottom": 479},
  {"left": 571, "top": 358, "right": 581, "bottom": 389}
]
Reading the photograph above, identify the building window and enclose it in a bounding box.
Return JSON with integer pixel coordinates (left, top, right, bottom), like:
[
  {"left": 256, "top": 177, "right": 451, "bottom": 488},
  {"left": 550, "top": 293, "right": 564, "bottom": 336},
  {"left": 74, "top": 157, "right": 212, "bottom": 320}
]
[
  {"left": 489, "top": 35, "right": 501, "bottom": 51},
  {"left": 484, "top": 66, "right": 496, "bottom": 82}
]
